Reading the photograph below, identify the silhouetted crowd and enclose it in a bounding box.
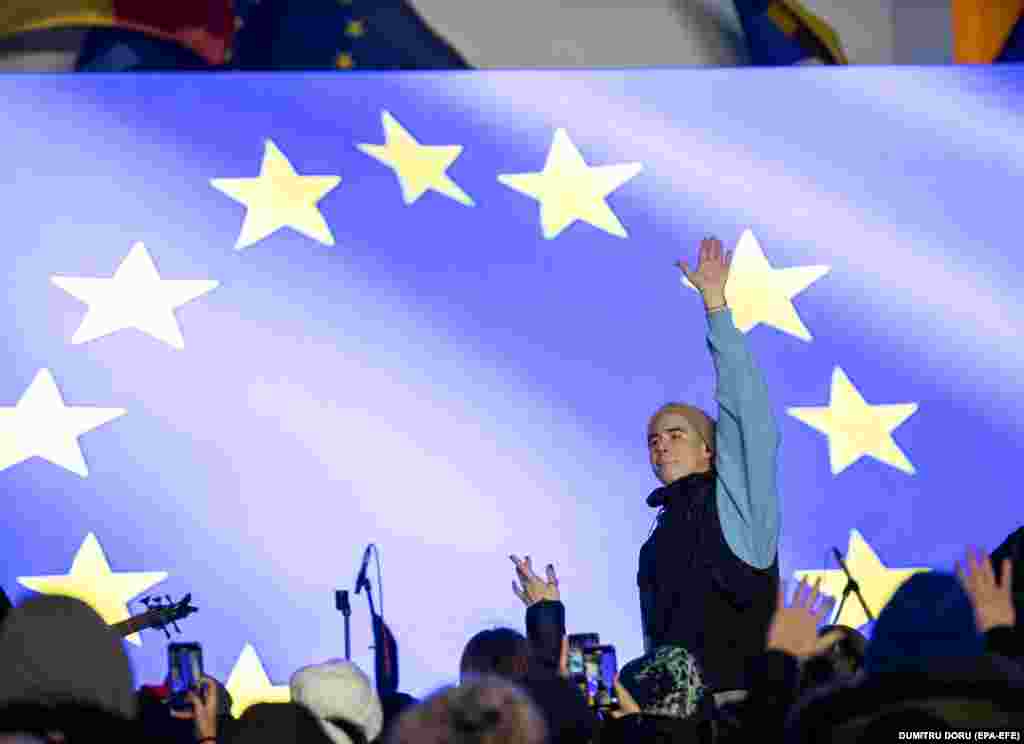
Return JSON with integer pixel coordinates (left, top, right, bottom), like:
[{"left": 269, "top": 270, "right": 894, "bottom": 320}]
[{"left": 0, "top": 527, "right": 1022, "bottom": 743}]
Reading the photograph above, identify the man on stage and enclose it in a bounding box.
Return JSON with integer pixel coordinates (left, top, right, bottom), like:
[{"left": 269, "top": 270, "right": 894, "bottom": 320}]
[{"left": 640, "top": 236, "right": 781, "bottom": 704}]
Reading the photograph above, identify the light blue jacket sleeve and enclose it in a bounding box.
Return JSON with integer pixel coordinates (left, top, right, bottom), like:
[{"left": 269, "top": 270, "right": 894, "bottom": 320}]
[{"left": 707, "top": 309, "right": 780, "bottom": 569}]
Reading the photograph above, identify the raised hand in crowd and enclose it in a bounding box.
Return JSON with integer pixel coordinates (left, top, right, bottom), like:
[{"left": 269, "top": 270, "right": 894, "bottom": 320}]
[
  {"left": 511, "top": 556, "right": 572, "bottom": 678},
  {"left": 510, "top": 555, "right": 560, "bottom": 607},
  {"left": 170, "top": 676, "right": 219, "bottom": 743},
  {"left": 956, "top": 548, "right": 1015, "bottom": 632},
  {"left": 766, "top": 578, "right": 842, "bottom": 659}
]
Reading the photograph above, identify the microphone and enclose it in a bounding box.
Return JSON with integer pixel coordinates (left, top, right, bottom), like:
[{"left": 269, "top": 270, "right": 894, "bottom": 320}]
[
  {"left": 335, "top": 590, "right": 352, "bottom": 661},
  {"left": 335, "top": 590, "right": 351, "bottom": 617},
  {"left": 355, "top": 544, "right": 374, "bottom": 595}
]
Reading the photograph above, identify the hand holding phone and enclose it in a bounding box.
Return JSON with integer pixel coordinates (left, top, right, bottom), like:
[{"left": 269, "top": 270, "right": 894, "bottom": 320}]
[
  {"left": 167, "top": 642, "right": 218, "bottom": 743},
  {"left": 608, "top": 676, "right": 641, "bottom": 718},
  {"left": 169, "top": 676, "right": 219, "bottom": 741}
]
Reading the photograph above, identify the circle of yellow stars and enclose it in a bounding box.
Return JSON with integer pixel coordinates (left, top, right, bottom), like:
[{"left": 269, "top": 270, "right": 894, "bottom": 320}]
[
  {"left": 4, "top": 118, "right": 649, "bottom": 703},
  {"left": 5, "top": 102, "right": 930, "bottom": 694},
  {"left": 3, "top": 123, "right": 647, "bottom": 476}
]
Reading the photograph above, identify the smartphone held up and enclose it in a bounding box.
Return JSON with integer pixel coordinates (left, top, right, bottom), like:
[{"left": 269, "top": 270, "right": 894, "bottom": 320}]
[
  {"left": 567, "top": 633, "right": 618, "bottom": 711},
  {"left": 168, "top": 642, "right": 204, "bottom": 711}
]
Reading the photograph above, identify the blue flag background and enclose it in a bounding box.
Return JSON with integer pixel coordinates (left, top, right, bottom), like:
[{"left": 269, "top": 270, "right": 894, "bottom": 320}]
[{"left": 1, "top": 67, "right": 1023, "bottom": 699}]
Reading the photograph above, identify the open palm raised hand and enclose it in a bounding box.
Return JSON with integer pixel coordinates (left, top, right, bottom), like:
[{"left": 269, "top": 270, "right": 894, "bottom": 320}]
[
  {"left": 677, "top": 236, "right": 732, "bottom": 301},
  {"left": 766, "top": 578, "right": 842, "bottom": 659},
  {"left": 957, "top": 547, "right": 1015, "bottom": 632}
]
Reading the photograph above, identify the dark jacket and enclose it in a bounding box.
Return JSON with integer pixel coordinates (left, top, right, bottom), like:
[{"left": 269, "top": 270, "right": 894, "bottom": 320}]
[
  {"left": 639, "top": 470, "right": 779, "bottom": 692},
  {"left": 598, "top": 711, "right": 709, "bottom": 744},
  {"left": 735, "top": 650, "right": 1024, "bottom": 743},
  {"left": 524, "top": 601, "right": 599, "bottom": 744},
  {"left": 786, "top": 654, "right": 1024, "bottom": 741},
  {"left": 986, "top": 625, "right": 1024, "bottom": 660},
  {"left": 521, "top": 674, "right": 598, "bottom": 744},
  {"left": 788, "top": 572, "right": 1024, "bottom": 741},
  {"left": 0, "top": 701, "right": 154, "bottom": 743},
  {"left": 639, "top": 309, "right": 781, "bottom": 692}
]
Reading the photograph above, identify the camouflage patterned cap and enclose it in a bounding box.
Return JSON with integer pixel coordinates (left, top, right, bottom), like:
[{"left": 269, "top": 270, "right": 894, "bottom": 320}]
[{"left": 617, "top": 645, "right": 707, "bottom": 720}]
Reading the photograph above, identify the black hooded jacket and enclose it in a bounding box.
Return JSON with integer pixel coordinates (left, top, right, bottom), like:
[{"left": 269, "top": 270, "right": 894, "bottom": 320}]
[{"left": 639, "top": 470, "right": 779, "bottom": 692}]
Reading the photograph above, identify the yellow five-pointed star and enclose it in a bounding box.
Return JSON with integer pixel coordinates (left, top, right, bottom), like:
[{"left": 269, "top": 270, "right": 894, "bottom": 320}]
[
  {"left": 225, "top": 643, "right": 291, "bottom": 718},
  {"left": 357, "top": 111, "right": 474, "bottom": 206},
  {"left": 0, "top": 369, "right": 125, "bottom": 477},
  {"left": 51, "top": 242, "right": 219, "bottom": 349},
  {"left": 681, "top": 229, "right": 829, "bottom": 340},
  {"left": 498, "top": 129, "right": 642, "bottom": 240},
  {"left": 794, "top": 529, "right": 930, "bottom": 629},
  {"left": 18, "top": 532, "right": 168, "bottom": 646},
  {"left": 211, "top": 139, "right": 342, "bottom": 250},
  {"left": 788, "top": 367, "right": 919, "bottom": 476}
]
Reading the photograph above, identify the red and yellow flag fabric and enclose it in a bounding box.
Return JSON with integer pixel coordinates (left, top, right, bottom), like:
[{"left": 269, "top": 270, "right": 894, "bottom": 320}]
[{"left": 0, "top": 1, "right": 234, "bottom": 65}]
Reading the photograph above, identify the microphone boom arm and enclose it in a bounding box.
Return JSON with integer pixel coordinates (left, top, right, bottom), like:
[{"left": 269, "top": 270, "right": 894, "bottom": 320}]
[{"left": 832, "top": 547, "right": 875, "bottom": 625}]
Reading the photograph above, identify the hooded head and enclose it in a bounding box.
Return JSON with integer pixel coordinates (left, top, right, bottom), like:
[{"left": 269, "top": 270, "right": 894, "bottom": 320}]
[
  {"left": 864, "top": 572, "right": 984, "bottom": 675},
  {"left": 0, "top": 595, "right": 136, "bottom": 719},
  {"left": 289, "top": 660, "right": 383, "bottom": 744}
]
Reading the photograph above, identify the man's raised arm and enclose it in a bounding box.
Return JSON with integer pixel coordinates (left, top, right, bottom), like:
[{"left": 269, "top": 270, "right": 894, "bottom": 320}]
[{"left": 678, "top": 237, "right": 780, "bottom": 569}]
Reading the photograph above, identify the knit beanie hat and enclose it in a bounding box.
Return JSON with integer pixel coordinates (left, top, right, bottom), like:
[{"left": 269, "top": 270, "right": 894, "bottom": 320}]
[
  {"left": 0, "top": 595, "right": 136, "bottom": 719},
  {"left": 864, "top": 572, "right": 984, "bottom": 675},
  {"left": 290, "top": 660, "right": 383, "bottom": 744},
  {"left": 617, "top": 645, "right": 708, "bottom": 720}
]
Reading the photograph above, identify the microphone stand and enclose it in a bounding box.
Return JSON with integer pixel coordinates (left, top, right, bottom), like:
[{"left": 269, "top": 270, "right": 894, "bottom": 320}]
[
  {"left": 357, "top": 551, "right": 398, "bottom": 700},
  {"left": 832, "top": 547, "right": 875, "bottom": 625},
  {"left": 360, "top": 578, "right": 388, "bottom": 695},
  {"left": 359, "top": 574, "right": 380, "bottom": 639},
  {"left": 335, "top": 590, "right": 352, "bottom": 661}
]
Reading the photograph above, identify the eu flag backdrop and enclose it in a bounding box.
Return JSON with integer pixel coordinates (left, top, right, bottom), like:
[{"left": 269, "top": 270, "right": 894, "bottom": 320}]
[{"left": 1, "top": 66, "right": 1023, "bottom": 703}]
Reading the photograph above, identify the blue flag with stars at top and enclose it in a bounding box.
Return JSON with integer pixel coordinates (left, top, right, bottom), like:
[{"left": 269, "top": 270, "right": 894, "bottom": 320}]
[
  {"left": 1, "top": 66, "right": 1022, "bottom": 704},
  {"left": 231, "top": 0, "right": 469, "bottom": 70}
]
